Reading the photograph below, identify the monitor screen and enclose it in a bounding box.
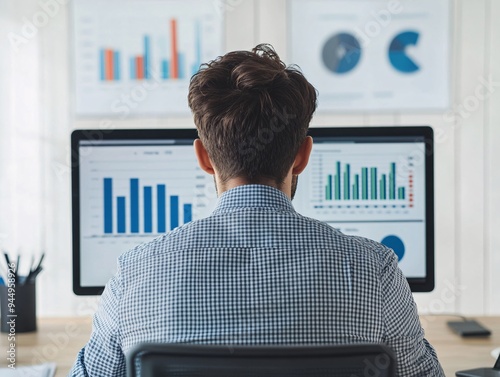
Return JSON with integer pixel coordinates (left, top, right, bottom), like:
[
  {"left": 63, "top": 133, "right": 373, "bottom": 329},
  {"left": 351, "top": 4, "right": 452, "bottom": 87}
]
[{"left": 72, "top": 127, "right": 434, "bottom": 295}]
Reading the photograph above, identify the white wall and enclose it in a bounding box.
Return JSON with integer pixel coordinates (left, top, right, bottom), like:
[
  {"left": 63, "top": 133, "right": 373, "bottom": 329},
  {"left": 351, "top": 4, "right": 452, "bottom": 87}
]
[{"left": 0, "top": 0, "right": 498, "bottom": 317}]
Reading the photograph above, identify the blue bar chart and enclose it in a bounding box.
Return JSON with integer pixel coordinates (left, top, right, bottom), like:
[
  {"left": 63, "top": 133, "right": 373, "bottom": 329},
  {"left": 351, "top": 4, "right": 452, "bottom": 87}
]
[
  {"left": 103, "top": 178, "right": 193, "bottom": 234},
  {"left": 78, "top": 140, "right": 218, "bottom": 287}
]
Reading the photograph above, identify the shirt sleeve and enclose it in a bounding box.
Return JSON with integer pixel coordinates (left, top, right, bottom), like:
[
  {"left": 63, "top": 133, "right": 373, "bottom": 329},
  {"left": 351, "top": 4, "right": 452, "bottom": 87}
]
[
  {"left": 69, "top": 261, "right": 125, "bottom": 377},
  {"left": 380, "top": 248, "right": 445, "bottom": 377}
]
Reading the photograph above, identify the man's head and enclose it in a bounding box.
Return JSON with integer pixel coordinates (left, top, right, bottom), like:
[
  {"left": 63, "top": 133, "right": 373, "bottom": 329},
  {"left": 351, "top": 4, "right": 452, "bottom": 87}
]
[{"left": 188, "top": 44, "right": 317, "bottom": 197}]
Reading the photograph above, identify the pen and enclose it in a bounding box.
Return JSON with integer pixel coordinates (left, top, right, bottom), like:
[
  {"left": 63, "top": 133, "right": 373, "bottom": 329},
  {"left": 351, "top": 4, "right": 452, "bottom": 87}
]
[
  {"left": 15, "top": 254, "right": 20, "bottom": 284},
  {"left": 34, "top": 253, "right": 45, "bottom": 272},
  {"left": 23, "top": 255, "right": 35, "bottom": 286},
  {"left": 26, "top": 253, "right": 45, "bottom": 284},
  {"left": 3, "top": 251, "right": 11, "bottom": 268},
  {"left": 25, "top": 266, "right": 33, "bottom": 284},
  {"left": 3, "top": 252, "right": 14, "bottom": 283},
  {"left": 28, "top": 267, "right": 43, "bottom": 284}
]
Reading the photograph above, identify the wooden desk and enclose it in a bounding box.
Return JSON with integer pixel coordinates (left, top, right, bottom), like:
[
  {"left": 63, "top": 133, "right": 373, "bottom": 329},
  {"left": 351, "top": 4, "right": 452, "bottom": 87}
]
[
  {"left": 0, "top": 316, "right": 499, "bottom": 376},
  {"left": 0, "top": 317, "right": 92, "bottom": 376},
  {"left": 421, "top": 316, "right": 500, "bottom": 375}
]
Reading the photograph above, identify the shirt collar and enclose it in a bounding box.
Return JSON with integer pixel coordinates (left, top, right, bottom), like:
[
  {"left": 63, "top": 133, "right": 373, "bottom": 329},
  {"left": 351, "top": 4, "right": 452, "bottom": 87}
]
[{"left": 211, "top": 184, "right": 296, "bottom": 215}]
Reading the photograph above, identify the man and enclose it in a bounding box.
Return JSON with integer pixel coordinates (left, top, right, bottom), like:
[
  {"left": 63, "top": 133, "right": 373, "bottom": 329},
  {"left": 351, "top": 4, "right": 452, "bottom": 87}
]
[{"left": 70, "top": 44, "right": 444, "bottom": 376}]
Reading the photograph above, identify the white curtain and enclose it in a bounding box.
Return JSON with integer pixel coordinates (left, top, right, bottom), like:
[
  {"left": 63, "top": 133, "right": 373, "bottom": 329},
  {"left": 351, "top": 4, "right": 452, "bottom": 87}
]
[
  {"left": 0, "top": 1, "right": 44, "bottom": 271},
  {"left": 0, "top": 0, "right": 94, "bottom": 316}
]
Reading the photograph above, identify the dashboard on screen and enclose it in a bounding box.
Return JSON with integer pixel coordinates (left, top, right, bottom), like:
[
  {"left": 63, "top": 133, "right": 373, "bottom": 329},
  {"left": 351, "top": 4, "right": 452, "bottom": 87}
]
[{"left": 72, "top": 127, "right": 434, "bottom": 295}]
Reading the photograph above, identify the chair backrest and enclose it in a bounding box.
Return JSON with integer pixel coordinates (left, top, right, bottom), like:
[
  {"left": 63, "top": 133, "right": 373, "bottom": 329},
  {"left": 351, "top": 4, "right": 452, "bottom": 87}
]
[{"left": 126, "top": 343, "right": 396, "bottom": 377}]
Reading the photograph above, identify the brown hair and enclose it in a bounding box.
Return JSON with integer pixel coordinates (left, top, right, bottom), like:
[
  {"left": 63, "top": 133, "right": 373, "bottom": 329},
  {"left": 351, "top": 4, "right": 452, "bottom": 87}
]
[{"left": 188, "top": 44, "right": 317, "bottom": 184}]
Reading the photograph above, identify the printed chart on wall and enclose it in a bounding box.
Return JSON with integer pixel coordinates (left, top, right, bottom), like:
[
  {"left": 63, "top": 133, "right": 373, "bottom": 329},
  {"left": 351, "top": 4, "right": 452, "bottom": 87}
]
[
  {"left": 294, "top": 138, "right": 427, "bottom": 278},
  {"left": 289, "top": 0, "right": 451, "bottom": 112},
  {"left": 73, "top": 0, "right": 224, "bottom": 116}
]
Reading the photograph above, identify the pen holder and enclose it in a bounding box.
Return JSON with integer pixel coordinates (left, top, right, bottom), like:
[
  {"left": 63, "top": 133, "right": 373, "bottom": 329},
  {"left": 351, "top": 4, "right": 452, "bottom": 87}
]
[{"left": 0, "top": 280, "right": 37, "bottom": 333}]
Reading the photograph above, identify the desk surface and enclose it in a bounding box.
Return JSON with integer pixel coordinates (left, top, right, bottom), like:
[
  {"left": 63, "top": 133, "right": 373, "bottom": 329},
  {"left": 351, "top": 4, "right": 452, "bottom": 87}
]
[{"left": 0, "top": 316, "right": 499, "bottom": 376}]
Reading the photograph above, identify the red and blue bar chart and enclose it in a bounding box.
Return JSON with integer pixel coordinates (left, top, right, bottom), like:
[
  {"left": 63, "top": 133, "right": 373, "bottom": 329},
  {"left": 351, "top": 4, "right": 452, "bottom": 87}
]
[
  {"left": 99, "top": 49, "right": 121, "bottom": 81},
  {"left": 98, "top": 19, "right": 202, "bottom": 82},
  {"left": 74, "top": 0, "right": 223, "bottom": 115}
]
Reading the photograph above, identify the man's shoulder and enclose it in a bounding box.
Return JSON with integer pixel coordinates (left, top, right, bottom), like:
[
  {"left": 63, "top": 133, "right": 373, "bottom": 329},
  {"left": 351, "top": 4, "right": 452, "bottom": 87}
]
[
  {"left": 117, "top": 213, "right": 394, "bottom": 268},
  {"left": 294, "top": 213, "right": 394, "bottom": 259},
  {"left": 117, "top": 219, "right": 203, "bottom": 266}
]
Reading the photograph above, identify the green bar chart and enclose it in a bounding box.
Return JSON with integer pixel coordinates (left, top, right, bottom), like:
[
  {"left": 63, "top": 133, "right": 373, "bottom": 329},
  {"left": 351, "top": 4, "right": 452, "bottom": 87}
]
[{"left": 324, "top": 161, "right": 409, "bottom": 202}]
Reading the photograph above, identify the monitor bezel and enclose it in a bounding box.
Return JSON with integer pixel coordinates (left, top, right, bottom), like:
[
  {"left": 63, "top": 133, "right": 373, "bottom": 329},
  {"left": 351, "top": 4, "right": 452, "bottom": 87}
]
[
  {"left": 307, "top": 126, "right": 435, "bottom": 293},
  {"left": 71, "top": 128, "right": 199, "bottom": 295},
  {"left": 71, "top": 126, "right": 434, "bottom": 295}
]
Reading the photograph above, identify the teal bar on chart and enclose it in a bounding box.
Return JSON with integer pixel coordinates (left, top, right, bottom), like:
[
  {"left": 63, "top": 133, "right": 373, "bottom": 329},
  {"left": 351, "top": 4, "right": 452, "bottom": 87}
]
[
  {"left": 370, "top": 167, "right": 377, "bottom": 200},
  {"left": 362, "top": 168, "right": 368, "bottom": 200}
]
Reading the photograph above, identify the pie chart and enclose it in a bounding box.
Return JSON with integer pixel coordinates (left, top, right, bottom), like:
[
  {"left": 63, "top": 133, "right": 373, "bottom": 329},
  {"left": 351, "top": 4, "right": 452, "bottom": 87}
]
[
  {"left": 322, "top": 33, "right": 362, "bottom": 74},
  {"left": 388, "top": 31, "right": 420, "bottom": 73},
  {"left": 381, "top": 235, "right": 405, "bottom": 261}
]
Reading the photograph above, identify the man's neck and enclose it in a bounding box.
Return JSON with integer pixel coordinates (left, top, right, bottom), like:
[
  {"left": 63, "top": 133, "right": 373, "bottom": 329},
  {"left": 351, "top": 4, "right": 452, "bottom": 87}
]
[{"left": 216, "top": 177, "right": 290, "bottom": 198}]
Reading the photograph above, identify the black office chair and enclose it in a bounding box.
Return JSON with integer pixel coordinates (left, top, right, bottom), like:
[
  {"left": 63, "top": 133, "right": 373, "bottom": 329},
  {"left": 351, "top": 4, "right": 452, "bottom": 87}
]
[{"left": 126, "top": 343, "right": 396, "bottom": 377}]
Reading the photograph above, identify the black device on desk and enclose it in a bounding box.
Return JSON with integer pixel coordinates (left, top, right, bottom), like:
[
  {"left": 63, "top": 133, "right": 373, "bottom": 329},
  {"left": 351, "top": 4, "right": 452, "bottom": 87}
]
[
  {"left": 456, "top": 354, "right": 500, "bottom": 376},
  {"left": 448, "top": 320, "right": 492, "bottom": 337}
]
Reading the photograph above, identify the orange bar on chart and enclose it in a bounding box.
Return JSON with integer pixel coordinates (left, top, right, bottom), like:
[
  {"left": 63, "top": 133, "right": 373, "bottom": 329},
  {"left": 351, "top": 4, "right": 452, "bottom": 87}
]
[
  {"left": 170, "top": 19, "right": 178, "bottom": 79},
  {"left": 105, "top": 49, "right": 114, "bottom": 81},
  {"left": 136, "top": 56, "right": 144, "bottom": 80}
]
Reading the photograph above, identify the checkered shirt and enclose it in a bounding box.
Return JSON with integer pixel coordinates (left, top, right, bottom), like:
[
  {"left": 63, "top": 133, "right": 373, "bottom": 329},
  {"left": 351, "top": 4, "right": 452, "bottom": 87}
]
[{"left": 69, "top": 184, "right": 444, "bottom": 376}]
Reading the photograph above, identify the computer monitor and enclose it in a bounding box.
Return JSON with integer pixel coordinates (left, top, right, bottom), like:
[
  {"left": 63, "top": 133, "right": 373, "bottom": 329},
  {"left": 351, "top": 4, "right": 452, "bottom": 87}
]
[{"left": 72, "top": 127, "right": 434, "bottom": 295}]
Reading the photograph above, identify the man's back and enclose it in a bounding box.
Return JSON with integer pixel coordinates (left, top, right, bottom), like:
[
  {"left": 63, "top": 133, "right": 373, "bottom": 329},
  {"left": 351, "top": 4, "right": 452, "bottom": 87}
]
[
  {"left": 70, "top": 44, "right": 443, "bottom": 377},
  {"left": 71, "top": 185, "right": 443, "bottom": 376},
  {"left": 122, "top": 185, "right": 388, "bottom": 346}
]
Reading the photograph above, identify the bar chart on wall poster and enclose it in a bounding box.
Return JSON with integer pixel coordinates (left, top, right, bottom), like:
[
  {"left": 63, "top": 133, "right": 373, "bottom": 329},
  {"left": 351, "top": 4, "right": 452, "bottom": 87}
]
[
  {"left": 289, "top": 0, "right": 450, "bottom": 111},
  {"left": 78, "top": 140, "right": 217, "bottom": 286},
  {"left": 73, "top": 0, "right": 224, "bottom": 116}
]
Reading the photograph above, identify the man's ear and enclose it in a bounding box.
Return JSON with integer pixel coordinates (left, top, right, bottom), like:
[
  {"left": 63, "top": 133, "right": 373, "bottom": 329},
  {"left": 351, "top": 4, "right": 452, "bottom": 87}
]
[
  {"left": 292, "top": 136, "right": 313, "bottom": 175},
  {"left": 194, "top": 139, "right": 215, "bottom": 175}
]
